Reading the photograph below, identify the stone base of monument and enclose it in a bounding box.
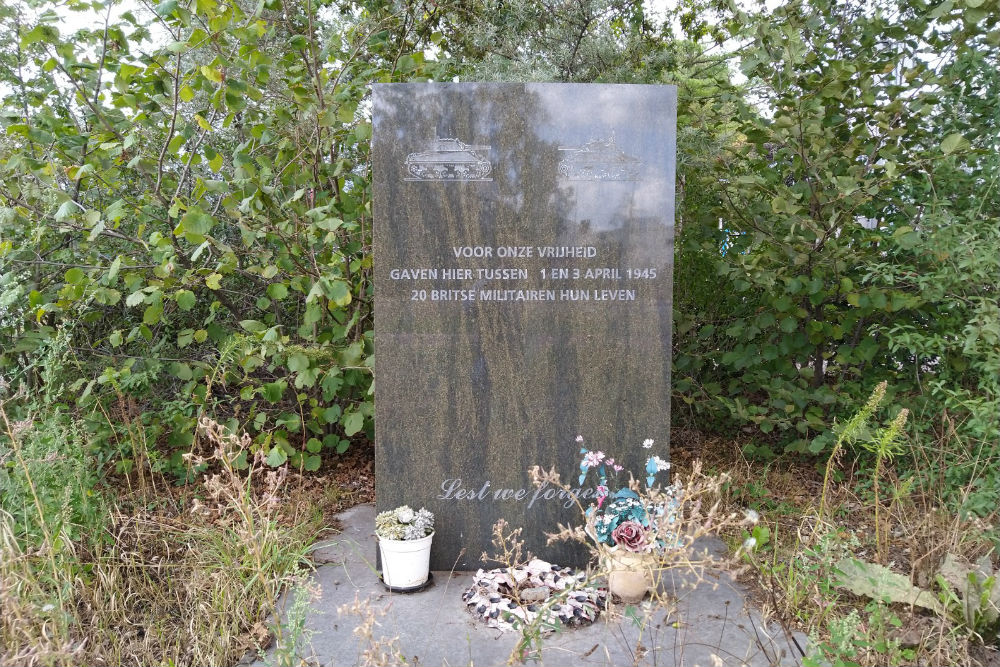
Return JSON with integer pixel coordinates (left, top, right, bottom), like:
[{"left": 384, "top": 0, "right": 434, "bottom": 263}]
[
  {"left": 462, "top": 558, "right": 606, "bottom": 632},
  {"left": 252, "top": 505, "right": 809, "bottom": 667}
]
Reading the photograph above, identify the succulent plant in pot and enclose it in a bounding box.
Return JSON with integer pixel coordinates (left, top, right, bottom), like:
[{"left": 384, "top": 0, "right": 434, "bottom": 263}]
[{"left": 375, "top": 505, "right": 435, "bottom": 590}]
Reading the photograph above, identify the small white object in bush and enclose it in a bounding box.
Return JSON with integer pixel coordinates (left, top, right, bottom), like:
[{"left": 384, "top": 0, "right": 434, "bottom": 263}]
[{"left": 376, "top": 505, "right": 434, "bottom": 541}]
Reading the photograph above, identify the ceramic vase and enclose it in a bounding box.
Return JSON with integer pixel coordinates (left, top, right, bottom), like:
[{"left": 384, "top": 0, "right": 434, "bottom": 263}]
[{"left": 603, "top": 549, "right": 655, "bottom": 602}]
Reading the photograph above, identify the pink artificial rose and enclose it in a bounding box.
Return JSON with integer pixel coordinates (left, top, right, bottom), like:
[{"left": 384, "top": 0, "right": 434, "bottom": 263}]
[{"left": 611, "top": 521, "right": 650, "bottom": 552}]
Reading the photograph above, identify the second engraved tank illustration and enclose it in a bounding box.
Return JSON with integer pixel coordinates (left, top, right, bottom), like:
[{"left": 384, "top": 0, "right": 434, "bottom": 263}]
[
  {"left": 557, "top": 135, "right": 641, "bottom": 181},
  {"left": 404, "top": 137, "right": 493, "bottom": 181}
]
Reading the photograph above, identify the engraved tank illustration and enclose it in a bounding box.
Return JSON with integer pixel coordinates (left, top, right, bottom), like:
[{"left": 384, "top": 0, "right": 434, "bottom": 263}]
[
  {"left": 404, "top": 138, "right": 493, "bottom": 180},
  {"left": 557, "top": 135, "right": 641, "bottom": 181}
]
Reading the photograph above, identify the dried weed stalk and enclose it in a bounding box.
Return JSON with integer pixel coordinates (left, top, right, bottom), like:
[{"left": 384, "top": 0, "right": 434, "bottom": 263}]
[{"left": 337, "top": 594, "right": 407, "bottom": 666}]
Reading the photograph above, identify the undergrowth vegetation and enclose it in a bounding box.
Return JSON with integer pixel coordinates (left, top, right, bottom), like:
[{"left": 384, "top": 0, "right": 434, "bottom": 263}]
[
  {"left": 718, "top": 384, "right": 1000, "bottom": 666},
  {"left": 0, "top": 384, "right": 320, "bottom": 666}
]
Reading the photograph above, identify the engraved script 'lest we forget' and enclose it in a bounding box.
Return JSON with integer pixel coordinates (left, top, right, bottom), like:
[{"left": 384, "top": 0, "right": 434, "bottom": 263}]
[{"left": 438, "top": 478, "right": 600, "bottom": 510}]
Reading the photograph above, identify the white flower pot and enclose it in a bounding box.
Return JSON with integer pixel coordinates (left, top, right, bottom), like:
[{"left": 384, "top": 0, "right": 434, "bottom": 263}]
[{"left": 378, "top": 532, "right": 433, "bottom": 589}]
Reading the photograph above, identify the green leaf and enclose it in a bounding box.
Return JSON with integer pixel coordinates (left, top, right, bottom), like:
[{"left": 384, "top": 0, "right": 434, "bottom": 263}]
[
  {"left": 197, "top": 0, "right": 218, "bottom": 16},
  {"left": 834, "top": 558, "right": 943, "bottom": 613},
  {"left": 287, "top": 352, "right": 309, "bottom": 372},
  {"left": 106, "top": 199, "right": 128, "bottom": 222},
  {"left": 175, "top": 290, "right": 196, "bottom": 311},
  {"left": 303, "top": 455, "right": 321, "bottom": 472},
  {"left": 143, "top": 303, "right": 163, "bottom": 325},
  {"left": 64, "top": 268, "right": 85, "bottom": 284},
  {"left": 321, "top": 371, "right": 343, "bottom": 400},
  {"left": 261, "top": 381, "right": 286, "bottom": 403},
  {"left": 337, "top": 102, "right": 357, "bottom": 123},
  {"left": 342, "top": 411, "right": 363, "bottom": 436},
  {"left": 780, "top": 316, "right": 797, "bottom": 333},
  {"left": 265, "top": 446, "right": 287, "bottom": 467},
  {"left": 177, "top": 329, "right": 194, "bottom": 347},
  {"left": 180, "top": 209, "right": 213, "bottom": 235},
  {"left": 155, "top": 0, "right": 179, "bottom": 16},
  {"left": 807, "top": 437, "right": 827, "bottom": 454},
  {"left": 293, "top": 367, "right": 319, "bottom": 388},
  {"left": 893, "top": 227, "right": 920, "bottom": 249},
  {"left": 205, "top": 273, "right": 222, "bottom": 289},
  {"left": 200, "top": 66, "right": 223, "bottom": 84},
  {"left": 774, "top": 295, "right": 793, "bottom": 312},
  {"left": 306, "top": 438, "right": 323, "bottom": 454},
  {"left": 240, "top": 319, "right": 267, "bottom": 333},
  {"left": 55, "top": 201, "right": 77, "bottom": 221},
  {"left": 326, "top": 280, "right": 351, "bottom": 307},
  {"left": 941, "top": 132, "right": 968, "bottom": 154},
  {"left": 170, "top": 362, "right": 193, "bottom": 380},
  {"left": 126, "top": 290, "right": 146, "bottom": 308},
  {"left": 107, "top": 256, "right": 122, "bottom": 281},
  {"left": 168, "top": 134, "right": 185, "bottom": 154},
  {"left": 267, "top": 283, "right": 288, "bottom": 300},
  {"left": 276, "top": 413, "right": 300, "bottom": 431}
]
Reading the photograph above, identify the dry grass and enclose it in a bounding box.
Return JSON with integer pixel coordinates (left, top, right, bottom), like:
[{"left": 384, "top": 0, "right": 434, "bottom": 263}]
[{"left": 0, "top": 404, "right": 325, "bottom": 667}]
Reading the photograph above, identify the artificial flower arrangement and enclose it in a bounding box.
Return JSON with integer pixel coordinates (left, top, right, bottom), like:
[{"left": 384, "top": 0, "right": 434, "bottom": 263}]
[
  {"left": 532, "top": 436, "right": 760, "bottom": 603},
  {"left": 375, "top": 504, "right": 435, "bottom": 541},
  {"left": 576, "top": 435, "right": 679, "bottom": 554}
]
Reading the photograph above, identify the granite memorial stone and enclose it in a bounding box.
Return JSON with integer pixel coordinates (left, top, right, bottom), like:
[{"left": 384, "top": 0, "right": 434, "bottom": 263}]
[{"left": 373, "top": 83, "right": 676, "bottom": 569}]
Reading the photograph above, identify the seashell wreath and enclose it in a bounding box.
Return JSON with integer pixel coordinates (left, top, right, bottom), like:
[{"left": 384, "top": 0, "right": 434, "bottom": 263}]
[{"left": 462, "top": 558, "right": 606, "bottom": 632}]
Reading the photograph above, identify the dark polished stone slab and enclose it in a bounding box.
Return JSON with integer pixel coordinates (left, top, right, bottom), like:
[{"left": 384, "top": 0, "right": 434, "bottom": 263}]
[{"left": 373, "top": 83, "right": 676, "bottom": 569}]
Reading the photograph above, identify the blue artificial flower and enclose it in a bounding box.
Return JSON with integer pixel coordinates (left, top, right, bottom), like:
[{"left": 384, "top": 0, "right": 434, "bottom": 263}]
[{"left": 645, "top": 457, "right": 658, "bottom": 488}]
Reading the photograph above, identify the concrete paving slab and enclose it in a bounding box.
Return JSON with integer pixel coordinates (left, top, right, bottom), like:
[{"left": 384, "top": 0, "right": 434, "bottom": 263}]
[{"left": 255, "top": 504, "right": 806, "bottom": 667}]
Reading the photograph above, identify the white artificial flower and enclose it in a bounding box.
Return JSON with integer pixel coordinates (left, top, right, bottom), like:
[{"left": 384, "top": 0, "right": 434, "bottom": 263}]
[
  {"left": 651, "top": 456, "right": 670, "bottom": 472},
  {"left": 743, "top": 537, "right": 757, "bottom": 551},
  {"left": 745, "top": 509, "right": 760, "bottom": 524},
  {"left": 642, "top": 438, "right": 654, "bottom": 449},
  {"left": 576, "top": 435, "right": 584, "bottom": 442},
  {"left": 395, "top": 506, "right": 415, "bottom": 523}
]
